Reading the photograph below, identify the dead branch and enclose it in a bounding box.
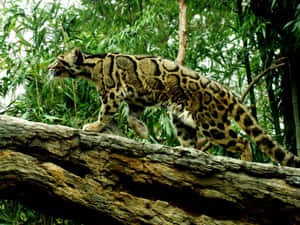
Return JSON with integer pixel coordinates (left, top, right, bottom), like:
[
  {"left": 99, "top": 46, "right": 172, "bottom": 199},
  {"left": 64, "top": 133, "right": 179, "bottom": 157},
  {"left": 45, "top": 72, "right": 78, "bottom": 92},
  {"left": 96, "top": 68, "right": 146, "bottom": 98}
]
[{"left": 240, "top": 57, "right": 287, "bottom": 102}]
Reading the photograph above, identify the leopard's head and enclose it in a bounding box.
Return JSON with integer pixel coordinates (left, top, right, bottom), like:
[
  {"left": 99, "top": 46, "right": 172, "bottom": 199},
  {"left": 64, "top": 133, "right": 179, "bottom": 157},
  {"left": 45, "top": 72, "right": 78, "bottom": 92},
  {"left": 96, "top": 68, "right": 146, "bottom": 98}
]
[{"left": 48, "top": 47, "right": 85, "bottom": 79}]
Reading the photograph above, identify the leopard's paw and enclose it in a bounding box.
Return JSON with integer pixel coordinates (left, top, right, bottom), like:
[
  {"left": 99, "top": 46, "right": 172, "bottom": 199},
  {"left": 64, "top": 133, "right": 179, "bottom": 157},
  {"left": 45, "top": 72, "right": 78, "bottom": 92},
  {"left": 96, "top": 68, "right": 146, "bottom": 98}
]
[
  {"left": 128, "top": 116, "right": 149, "bottom": 139},
  {"left": 82, "top": 121, "right": 103, "bottom": 132}
]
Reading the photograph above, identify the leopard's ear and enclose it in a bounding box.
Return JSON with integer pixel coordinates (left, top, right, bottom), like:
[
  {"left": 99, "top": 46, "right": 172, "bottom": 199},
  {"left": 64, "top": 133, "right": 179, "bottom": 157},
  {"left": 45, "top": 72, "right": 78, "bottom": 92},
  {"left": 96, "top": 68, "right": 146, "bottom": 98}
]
[{"left": 72, "top": 47, "right": 84, "bottom": 64}]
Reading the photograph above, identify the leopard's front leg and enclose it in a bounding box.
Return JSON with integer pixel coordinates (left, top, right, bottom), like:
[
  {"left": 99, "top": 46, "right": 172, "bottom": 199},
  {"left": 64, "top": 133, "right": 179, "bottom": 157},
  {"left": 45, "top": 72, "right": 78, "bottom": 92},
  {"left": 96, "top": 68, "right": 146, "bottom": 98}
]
[{"left": 83, "top": 91, "right": 120, "bottom": 132}]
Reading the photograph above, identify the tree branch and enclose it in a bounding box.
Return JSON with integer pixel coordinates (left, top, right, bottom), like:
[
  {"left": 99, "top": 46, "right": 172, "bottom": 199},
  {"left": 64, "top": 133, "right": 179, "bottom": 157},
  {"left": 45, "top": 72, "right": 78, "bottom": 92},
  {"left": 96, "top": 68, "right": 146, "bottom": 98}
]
[
  {"left": 240, "top": 57, "right": 287, "bottom": 103},
  {"left": 0, "top": 115, "right": 300, "bottom": 224}
]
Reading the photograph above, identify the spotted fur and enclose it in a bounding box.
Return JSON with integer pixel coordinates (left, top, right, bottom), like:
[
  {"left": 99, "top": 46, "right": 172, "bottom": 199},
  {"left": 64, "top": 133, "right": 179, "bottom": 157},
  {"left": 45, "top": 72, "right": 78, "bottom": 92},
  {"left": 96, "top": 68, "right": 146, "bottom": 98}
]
[{"left": 48, "top": 48, "right": 300, "bottom": 167}]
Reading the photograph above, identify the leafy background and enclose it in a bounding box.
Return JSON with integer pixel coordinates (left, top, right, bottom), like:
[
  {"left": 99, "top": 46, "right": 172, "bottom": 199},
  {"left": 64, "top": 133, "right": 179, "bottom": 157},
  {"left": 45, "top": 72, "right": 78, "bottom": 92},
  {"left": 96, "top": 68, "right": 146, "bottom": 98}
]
[{"left": 0, "top": 0, "right": 299, "bottom": 224}]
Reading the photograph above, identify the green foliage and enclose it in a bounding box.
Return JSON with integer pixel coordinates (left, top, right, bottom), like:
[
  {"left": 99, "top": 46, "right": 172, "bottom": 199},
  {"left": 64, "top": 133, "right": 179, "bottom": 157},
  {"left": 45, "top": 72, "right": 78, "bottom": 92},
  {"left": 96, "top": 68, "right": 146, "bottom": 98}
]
[
  {"left": 283, "top": 3, "right": 300, "bottom": 45},
  {"left": 143, "top": 107, "right": 179, "bottom": 146},
  {"left": 0, "top": 200, "right": 38, "bottom": 225},
  {"left": 0, "top": 200, "right": 82, "bottom": 225}
]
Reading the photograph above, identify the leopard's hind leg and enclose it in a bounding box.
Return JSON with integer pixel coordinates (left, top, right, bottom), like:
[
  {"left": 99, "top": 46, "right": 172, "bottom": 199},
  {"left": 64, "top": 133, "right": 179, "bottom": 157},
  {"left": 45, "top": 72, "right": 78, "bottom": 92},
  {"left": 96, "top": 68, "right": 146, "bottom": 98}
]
[
  {"left": 172, "top": 113, "right": 210, "bottom": 150},
  {"left": 200, "top": 120, "right": 253, "bottom": 161}
]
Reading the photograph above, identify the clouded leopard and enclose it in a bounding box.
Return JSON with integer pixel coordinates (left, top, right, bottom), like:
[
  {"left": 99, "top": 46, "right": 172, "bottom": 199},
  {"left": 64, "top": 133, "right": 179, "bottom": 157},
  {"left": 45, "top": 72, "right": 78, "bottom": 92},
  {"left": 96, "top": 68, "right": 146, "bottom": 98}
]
[{"left": 48, "top": 47, "right": 300, "bottom": 168}]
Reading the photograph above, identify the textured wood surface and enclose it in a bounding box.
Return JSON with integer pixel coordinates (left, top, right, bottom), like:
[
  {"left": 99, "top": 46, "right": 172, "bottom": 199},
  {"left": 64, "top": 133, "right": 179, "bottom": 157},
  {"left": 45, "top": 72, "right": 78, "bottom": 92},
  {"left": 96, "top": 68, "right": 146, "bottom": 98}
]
[{"left": 1, "top": 115, "right": 300, "bottom": 224}]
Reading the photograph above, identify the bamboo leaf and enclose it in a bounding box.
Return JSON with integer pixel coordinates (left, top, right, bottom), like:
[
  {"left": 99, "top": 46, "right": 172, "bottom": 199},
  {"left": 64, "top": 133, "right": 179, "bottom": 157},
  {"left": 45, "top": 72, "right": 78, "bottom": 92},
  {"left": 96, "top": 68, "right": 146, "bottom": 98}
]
[{"left": 15, "top": 32, "right": 32, "bottom": 47}]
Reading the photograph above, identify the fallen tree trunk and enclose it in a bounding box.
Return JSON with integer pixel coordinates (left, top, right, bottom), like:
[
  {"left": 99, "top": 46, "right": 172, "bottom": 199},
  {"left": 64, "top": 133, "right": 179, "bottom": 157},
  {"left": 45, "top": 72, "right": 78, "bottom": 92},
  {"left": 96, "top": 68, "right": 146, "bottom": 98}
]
[{"left": 0, "top": 115, "right": 300, "bottom": 225}]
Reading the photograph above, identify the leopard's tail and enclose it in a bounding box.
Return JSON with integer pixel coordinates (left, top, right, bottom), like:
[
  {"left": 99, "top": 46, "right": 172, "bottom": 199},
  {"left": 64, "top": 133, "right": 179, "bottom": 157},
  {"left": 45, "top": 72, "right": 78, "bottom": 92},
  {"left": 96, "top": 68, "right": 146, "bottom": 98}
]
[{"left": 232, "top": 101, "right": 300, "bottom": 167}]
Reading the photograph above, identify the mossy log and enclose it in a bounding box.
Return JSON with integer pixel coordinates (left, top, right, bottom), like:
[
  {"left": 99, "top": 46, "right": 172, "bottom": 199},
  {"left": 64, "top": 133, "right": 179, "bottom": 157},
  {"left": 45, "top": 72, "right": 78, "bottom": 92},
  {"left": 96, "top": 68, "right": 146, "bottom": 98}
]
[{"left": 0, "top": 115, "right": 300, "bottom": 225}]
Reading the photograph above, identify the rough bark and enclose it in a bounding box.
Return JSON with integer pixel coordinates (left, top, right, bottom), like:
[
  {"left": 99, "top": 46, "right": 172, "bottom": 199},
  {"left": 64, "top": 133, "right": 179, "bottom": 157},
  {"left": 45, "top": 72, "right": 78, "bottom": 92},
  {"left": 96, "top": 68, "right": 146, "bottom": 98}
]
[{"left": 1, "top": 115, "right": 300, "bottom": 225}]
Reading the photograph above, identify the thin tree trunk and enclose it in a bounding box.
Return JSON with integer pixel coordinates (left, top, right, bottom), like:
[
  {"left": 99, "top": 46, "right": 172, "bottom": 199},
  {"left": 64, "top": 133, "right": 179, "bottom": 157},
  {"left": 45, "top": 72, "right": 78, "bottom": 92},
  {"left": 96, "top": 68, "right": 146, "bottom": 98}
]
[
  {"left": 264, "top": 59, "right": 282, "bottom": 143},
  {"left": 243, "top": 39, "right": 257, "bottom": 119},
  {"left": 176, "top": 0, "right": 187, "bottom": 65},
  {"left": 258, "top": 46, "right": 283, "bottom": 143},
  {"left": 289, "top": 58, "right": 300, "bottom": 156},
  {"left": 237, "top": 0, "right": 257, "bottom": 119},
  {"left": 281, "top": 65, "right": 296, "bottom": 152},
  {"left": 265, "top": 73, "right": 282, "bottom": 139}
]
